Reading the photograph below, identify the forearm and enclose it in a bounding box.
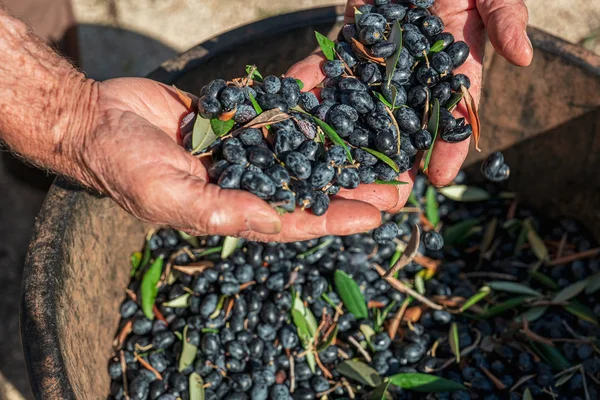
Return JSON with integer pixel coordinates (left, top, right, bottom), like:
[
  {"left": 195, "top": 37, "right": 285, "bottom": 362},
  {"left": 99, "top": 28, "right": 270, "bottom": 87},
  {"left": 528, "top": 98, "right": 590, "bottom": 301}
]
[{"left": 0, "top": 8, "right": 95, "bottom": 181}]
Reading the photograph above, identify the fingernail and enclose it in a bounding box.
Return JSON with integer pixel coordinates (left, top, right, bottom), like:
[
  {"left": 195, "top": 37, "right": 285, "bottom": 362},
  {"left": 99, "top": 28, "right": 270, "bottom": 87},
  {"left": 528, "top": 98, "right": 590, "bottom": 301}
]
[
  {"left": 246, "top": 211, "right": 282, "bottom": 234},
  {"left": 524, "top": 30, "right": 533, "bottom": 52}
]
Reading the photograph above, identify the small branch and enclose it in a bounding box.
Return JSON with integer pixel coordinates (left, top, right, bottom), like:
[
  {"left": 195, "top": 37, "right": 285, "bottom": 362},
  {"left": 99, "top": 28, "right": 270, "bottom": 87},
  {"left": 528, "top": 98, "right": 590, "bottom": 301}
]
[
  {"left": 315, "top": 351, "right": 333, "bottom": 379},
  {"left": 480, "top": 366, "right": 507, "bottom": 390},
  {"left": 548, "top": 247, "right": 600, "bottom": 266},
  {"left": 348, "top": 336, "right": 372, "bottom": 362},
  {"left": 289, "top": 355, "right": 295, "bottom": 393},
  {"left": 317, "top": 383, "right": 343, "bottom": 398},
  {"left": 341, "top": 378, "right": 355, "bottom": 399},
  {"left": 113, "top": 320, "right": 133, "bottom": 351},
  {"left": 119, "top": 351, "right": 130, "bottom": 400},
  {"left": 374, "top": 264, "right": 443, "bottom": 310},
  {"left": 134, "top": 353, "right": 163, "bottom": 380}
]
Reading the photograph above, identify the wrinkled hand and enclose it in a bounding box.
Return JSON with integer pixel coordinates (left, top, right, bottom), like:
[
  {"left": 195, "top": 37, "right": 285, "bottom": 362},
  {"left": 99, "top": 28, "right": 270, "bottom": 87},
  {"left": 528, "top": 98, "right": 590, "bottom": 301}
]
[
  {"left": 286, "top": 0, "right": 533, "bottom": 212},
  {"left": 77, "top": 78, "right": 383, "bottom": 242}
]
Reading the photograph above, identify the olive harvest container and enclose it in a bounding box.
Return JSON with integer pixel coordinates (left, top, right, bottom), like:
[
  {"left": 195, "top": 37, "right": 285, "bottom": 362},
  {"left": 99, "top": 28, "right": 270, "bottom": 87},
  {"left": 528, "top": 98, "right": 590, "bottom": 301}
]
[{"left": 21, "top": 6, "right": 600, "bottom": 399}]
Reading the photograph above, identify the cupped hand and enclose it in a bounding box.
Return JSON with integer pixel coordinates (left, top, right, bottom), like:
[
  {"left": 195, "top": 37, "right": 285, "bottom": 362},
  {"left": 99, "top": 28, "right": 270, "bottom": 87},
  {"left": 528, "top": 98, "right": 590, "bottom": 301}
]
[
  {"left": 286, "top": 0, "right": 533, "bottom": 211},
  {"left": 76, "top": 78, "right": 382, "bottom": 242}
]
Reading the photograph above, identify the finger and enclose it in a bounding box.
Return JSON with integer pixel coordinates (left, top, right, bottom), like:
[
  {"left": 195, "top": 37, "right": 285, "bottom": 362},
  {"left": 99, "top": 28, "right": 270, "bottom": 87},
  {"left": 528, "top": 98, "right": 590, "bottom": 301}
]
[
  {"left": 286, "top": 52, "right": 327, "bottom": 92},
  {"left": 477, "top": 0, "right": 533, "bottom": 67},
  {"left": 240, "top": 198, "right": 382, "bottom": 242}
]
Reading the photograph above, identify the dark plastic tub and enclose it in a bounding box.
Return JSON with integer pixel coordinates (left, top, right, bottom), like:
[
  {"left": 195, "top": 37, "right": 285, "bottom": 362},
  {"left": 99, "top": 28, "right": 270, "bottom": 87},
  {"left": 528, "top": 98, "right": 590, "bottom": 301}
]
[{"left": 21, "top": 6, "right": 600, "bottom": 399}]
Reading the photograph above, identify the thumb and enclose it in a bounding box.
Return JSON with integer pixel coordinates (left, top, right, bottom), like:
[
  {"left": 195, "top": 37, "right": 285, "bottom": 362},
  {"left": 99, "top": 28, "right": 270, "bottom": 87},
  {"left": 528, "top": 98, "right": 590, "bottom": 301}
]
[{"left": 477, "top": 0, "right": 533, "bottom": 67}]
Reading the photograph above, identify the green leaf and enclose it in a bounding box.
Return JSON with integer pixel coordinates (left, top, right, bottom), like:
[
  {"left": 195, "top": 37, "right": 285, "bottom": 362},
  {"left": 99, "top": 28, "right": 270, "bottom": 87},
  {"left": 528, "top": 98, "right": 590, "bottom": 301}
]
[
  {"left": 336, "top": 360, "right": 382, "bottom": 387},
  {"left": 480, "top": 217, "right": 498, "bottom": 254},
  {"left": 163, "top": 293, "right": 191, "bottom": 308},
  {"left": 423, "top": 98, "right": 440, "bottom": 172},
  {"left": 195, "top": 246, "right": 223, "bottom": 258},
  {"left": 460, "top": 286, "right": 490, "bottom": 312},
  {"left": 522, "top": 388, "right": 533, "bottom": 400},
  {"left": 297, "top": 238, "right": 334, "bottom": 259},
  {"left": 529, "top": 270, "right": 559, "bottom": 291},
  {"left": 130, "top": 251, "right": 142, "bottom": 277},
  {"left": 334, "top": 270, "right": 368, "bottom": 319},
  {"left": 487, "top": 281, "right": 542, "bottom": 297},
  {"left": 200, "top": 328, "right": 219, "bottom": 333},
  {"left": 292, "top": 293, "right": 318, "bottom": 338},
  {"left": 318, "top": 325, "right": 338, "bottom": 352},
  {"left": 553, "top": 279, "right": 589, "bottom": 303},
  {"left": 174, "top": 331, "right": 183, "bottom": 341},
  {"left": 415, "top": 274, "right": 425, "bottom": 295},
  {"left": 514, "top": 223, "right": 528, "bottom": 256},
  {"left": 408, "top": 193, "right": 420, "bottom": 207},
  {"left": 360, "top": 324, "right": 376, "bottom": 351},
  {"left": 373, "top": 91, "right": 394, "bottom": 109},
  {"left": 312, "top": 116, "right": 354, "bottom": 163},
  {"left": 438, "top": 185, "right": 491, "bottom": 202},
  {"left": 429, "top": 39, "right": 446, "bottom": 54},
  {"left": 370, "top": 381, "right": 393, "bottom": 400},
  {"left": 523, "top": 219, "right": 549, "bottom": 261},
  {"left": 306, "top": 351, "right": 316, "bottom": 374},
  {"left": 209, "top": 295, "right": 227, "bottom": 319},
  {"left": 192, "top": 115, "right": 217, "bottom": 153},
  {"left": 385, "top": 20, "right": 403, "bottom": 88},
  {"left": 480, "top": 296, "right": 529, "bottom": 319},
  {"left": 516, "top": 306, "right": 548, "bottom": 323},
  {"left": 189, "top": 372, "right": 205, "bottom": 400},
  {"left": 375, "top": 179, "right": 408, "bottom": 185},
  {"left": 425, "top": 186, "right": 439, "bottom": 227},
  {"left": 443, "top": 218, "right": 481, "bottom": 246},
  {"left": 390, "top": 249, "right": 403, "bottom": 267},
  {"left": 445, "top": 92, "right": 463, "bottom": 110},
  {"left": 529, "top": 341, "right": 571, "bottom": 370},
  {"left": 315, "top": 31, "right": 336, "bottom": 61},
  {"left": 388, "top": 373, "right": 466, "bottom": 392},
  {"left": 362, "top": 147, "right": 399, "bottom": 173},
  {"left": 210, "top": 118, "right": 235, "bottom": 136},
  {"left": 449, "top": 322, "right": 460, "bottom": 363},
  {"left": 245, "top": 64, "right": 263, "bottom": 81},
  {"left": 221, "top": 236, "right": 240, "bottom": 259},
  {"left": 585, "top": 272, "right": 600, "bottom": 295},
  {"left": 564, "top": 299, "right": 598, "bottom": 325},
  {"left": 248, "top": 93, "right": 263, "bottom": 114},
  {"left": 295, "top": 79, "right": 304, "bottom": 90},
  {"left": 140, "top": 256, "right": 164, "bottom": 320},
  {"left": 178, "top": 231, "right": 199, "bottom": 247},
  {"left": 179, "top": 325, "right": 198, "bottom": 372}
]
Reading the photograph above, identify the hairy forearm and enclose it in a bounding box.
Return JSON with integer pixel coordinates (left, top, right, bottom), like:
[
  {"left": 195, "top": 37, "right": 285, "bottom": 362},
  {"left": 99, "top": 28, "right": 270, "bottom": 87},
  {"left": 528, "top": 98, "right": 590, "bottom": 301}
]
[{"left": 0, "top": 8, "right": 95, "bottom": 181}]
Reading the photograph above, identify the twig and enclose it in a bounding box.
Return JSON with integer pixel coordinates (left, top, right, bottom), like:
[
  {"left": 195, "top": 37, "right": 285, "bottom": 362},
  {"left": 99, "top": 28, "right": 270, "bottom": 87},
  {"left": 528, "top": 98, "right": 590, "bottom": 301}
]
[
  {"left": 388, "top": 298, "right": 410, "bottom": 340},
  {"left": 315, "top": 351, "right": 333, "bottom": 379},
  {"left": 337, "top": 347, "right": 350, "bottom": 360},
  {"left": 413, "top": 255, "right": 441, "bottom": 270},
  {"left": 125, "top": 289, "right": 137, "bottom": 301},
  {"left": 480, "top": 366, "right": 507, "bottom": 390},
  {"left": 113, "top": 320, "right": 133, "bottom": 351},
  {"left": 373, "top": 264, "right": 443, "bottom": 310},
  {"left": 348, "top": 336, "right": 372, "bottom": 362},
  {"left": 548, "top": 247, "right": 600, "bottom": 266},
  {"left": 385, "top": 224, "right": 420, "bottom": 277},
  {"left": 134, "top": 353, "right": 163, "bottom": 380},
  {"left": 464, "top": 271, "right": 518, "bottom": 280},
  {"left": 507, "top": 198, "right": 518, "bottom": 220},
  {"left": 153, "top": 305, "right": 168, "bottom": 326},
  {"left": 225, "top": 297, "right": 235, "bottom": 319},
  {"left": 510, "top": 374, "right": 536, "bottom": 392},
  {"left": 433, "top": 329, "right": 481, "bottom": 372},
  {"left": 289, "top": 355, "right": 295, "bottom": 393},
  {"left": 341, "top": 378, "right": 355, "bottom": 399},
  {"left": 119, "top": 351, "right": 130, "bottom": 400},
  {"left": 522, "top": 317, "right": 554, "bottom": 346},
  {"left": 556, "top": 233, "right": 568, "bottom": 259},
  {"left": 317, "top": 383, "right": 343, "bottom": 398},
  {"left": 581, "top": 366, "right": 591, "bottom": 400}
]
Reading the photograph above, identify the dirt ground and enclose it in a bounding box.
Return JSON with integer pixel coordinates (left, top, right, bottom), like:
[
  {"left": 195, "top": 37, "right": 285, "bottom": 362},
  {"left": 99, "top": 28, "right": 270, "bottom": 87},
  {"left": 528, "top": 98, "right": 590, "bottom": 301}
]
[{"left": 0, "top": 1, "right": 599, "bottom": 399}]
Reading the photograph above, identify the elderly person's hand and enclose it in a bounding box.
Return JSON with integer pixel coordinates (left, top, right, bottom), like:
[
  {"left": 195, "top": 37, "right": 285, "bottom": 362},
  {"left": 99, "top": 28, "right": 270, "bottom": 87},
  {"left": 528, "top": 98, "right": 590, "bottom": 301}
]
[
  {"left": 0, "top": 8, "right": 383, "bottom": 242},
  {"left": 287, "top": 0, "right": 533, "bottom": 213}
]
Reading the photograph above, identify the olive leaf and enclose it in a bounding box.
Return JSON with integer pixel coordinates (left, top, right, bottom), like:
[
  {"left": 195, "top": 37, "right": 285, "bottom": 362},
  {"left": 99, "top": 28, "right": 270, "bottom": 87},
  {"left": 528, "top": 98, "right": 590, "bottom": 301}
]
[
  {"left": 487, "top": 281, "right": 542, "bottom": 297},
  {"left": 221, "top": 236, "right": 240, "bottom": 259},
  {"left": 516, "top": 306, "right": 548, "bottom": 323},
  {"left": 415, "top": 275, "right": 425, "bottom": 295},
  {"left": 553, "top": 279, "right": 589, "bottom": 303},
  {"left": 292, "top": 293, "right": 318, "bottom": 339},
  {"left": 428, "top": 39, "right": 446, "bottom": 54},
  {"left": 460, "top": 85, "right": 481, "bottom": 151},
  {"left": 385, "top": 20, "right": 403, "bottom": 88},
  {"left": 315, "top": 31, "right": 337, "bottom": 61},
  {"left": 360, "top": 324, "right": 376, "bottom": 351},
  {"left": 425, "top": 186, "right": 440, "bottom": 228},
  {"left": 210, "top": 118, "right": 235, "bottom": 136},
  {"left": 480, "top": 217, "right": 498, "bottom": 255},
  {"left": 372, "top": 91, "right": 394, "bottom": 109},
  {"left": 449, "top": 323, "right": 460, "bottom": 363},
  {"left": 423, "top": 98, "right": 440, "bottom": 172},
  {"left": 375, "top": 180, "right": 409, "bottom": 185},
  {"left": 481, "top": 296, "right": 529, "bottom": 319},
  {"left": 248, "top": 93, "right": 263, "bottom": 114},
  {"left": 370, "top": 381, "right": 392, "bottom": 400},
  {"left": 408, "top": 193, "right": 420, "bottom": 208},
  {"left": 173, "top": 261, "right": 215, "bottom": 275},
  {"left": 179, "top": 325, "right": 198, "bottom": 372},
  {"left": 351, "top": 38, "right": 386, "bottom": 65},
  {"left": 189, "top": 372, "right": 205, "bottom": 400},
  {"left": 195, "top": 246, "right": 223, "bottom": 258},
  {"left": 388, "top": 373, "right": 466, "bottom": 392},
  {"left": 354, "top": 6, "right": 363, "bottom": 21},
  {"left": 460, "top": 286, "right": 490, "bottom": 312},
  {"left": 529, "top": 270, "right": 559, "bottom": 291},
  {"left": 130, "top": 251, "right": 142, "bottom": 277},
  {"left": 297, "top": 238, "right": 334, "bottom": 259},
  {"left": 389, "top": 249, "right": 402, "bottom": 268},
  {"left": 312, "top": 116, "right": 354, "bottom": 162},
  {"left": 362, "top": 147, "right": 399, "bottom": 173},
  {"left": 585, "top": 272, "right": 600, "bottom": 295},
  {"left": 209, "top": 295, "right": 227, "bottom": 319},
  {"left": 141, "top": 256, "right": 164, "bottom": 320},
  {"left": 445, "top": 92, "right": 463, "bottom": 111},
  {"left": 243, "top": 109, "right": 291, "bottom": 129},
  {"left": 564, "top": 299, "right": 598, "bottom": 325},
  {"left": 295, "top": 79, "right": 305, "bottom": 90},
  {"left": 245, "top": 64, "right": 263, "bottom": 82},
  {"left": 336, "top": 360, "right": 382, "bottom": 387},
  {"left": 437, "top": 185, "right": 491, "bottom": 202},
  {"left": 386, "top": 224, "right": 420, "bottom": 277},
  {"left": 164, "top": 293, "right": 191, "bottom": 308},
  {"left": 443, "top": 218, "right": 481, "bottom": 246},
  {"left": 523, "top": 219, "right": 549, "bottom": 262},
  {"left": 318, "top": 325, "right": 338, "bottom": 352},
  {"left": 306, "top": 351, "right": 317, "bottom": 374},
  {"left": 192, "top": 115, "right": 217, "bottom": 153},
  {"left": 514, "top": 223, "right": 528, "bottom": 256},
  {"left": 335, "top": 270, "right": 368, "bottom": 319},
  {"left": 529, "top": 341, "right": 571, "bottom": 370},
  {"left": 178, "top": 231, "right": 199, "bottom": 247},
  {"left": 522, "top": 388, "right": 533, "bottom": 400},
  {"left": 201, "top": 328, "right": 219, "bottom": 333}
]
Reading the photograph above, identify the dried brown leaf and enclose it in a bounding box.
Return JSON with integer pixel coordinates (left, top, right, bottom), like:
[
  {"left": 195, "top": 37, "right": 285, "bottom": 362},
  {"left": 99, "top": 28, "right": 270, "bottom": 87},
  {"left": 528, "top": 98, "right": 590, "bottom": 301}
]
[
  {"left": 385, "top": 224, "right": 420, "bottom": 277},
  {"left": 173, "top": 261, "right": 215, "bottom": 275},
  {"left": 173, "top": 85, "right": 193, "bottom": 110},
  {"left": 244, "top": 109, "right": 292, "bottom": 129},
  {"left": 403, "top": 306, "right": 422, "bottom": 322},
  {"left": 351, "top": 38, "right": 386, "bottom": 65},
  {"left": 460, "top": 85, "right": 481, "bottom": 151},
  {"left": 219, "top": 109, "right": 237, "bottom": 121}
]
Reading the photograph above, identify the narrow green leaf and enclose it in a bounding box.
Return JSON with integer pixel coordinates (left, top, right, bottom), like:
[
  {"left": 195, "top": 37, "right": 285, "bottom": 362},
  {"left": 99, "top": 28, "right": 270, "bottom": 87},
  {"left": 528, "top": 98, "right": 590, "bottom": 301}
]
[
  {"left": 564, "top": 299, "right": 598, "bottom": 325},
  {"left": 375, "top": 179, "right": 408, "bottom": 185},
  {"left": 388, "top": 373, "right": 466, "bottom": 392},
  {"left": 189, "top": 372, "right": 205, "bottom": 400},
  {"left": 438, "top": 185, "right": 491, "bottom": 202},
  {"left": 174, "top": 331, "right": 183, "bottom": 341},
  {"left": 481, "top": 296, "right": 529, "bottom": 319},
  {"left": 529, "top": 270, "right": 559, "bottom": 291},
  {"left": 487, "top": 281, "right": 542, "bottom": 297},
  {"left": 297, "top": 238, "right": 334, "bottom": 259},
  {"left": 315, "top": 31, "right": 336, "bottom": 61},
  {"left": 163, "top": 293, "right": 191, "bottom": 308},
  {"left": 292, "top": 310, "right": 311, "bottom": 341},
  {"left": 371, "top": 381, "right": 392, "bottom": 400},
  {"left": 408, "top": 193, "right": 420, "bottom": 208},
  {"left": 245, "top": 64, "right": 263, "bottom": 81},
  {"left": 516, "top": 306, "right": 548, "bottom": 323},
  {"left": 292, "top": 293, "right": 318, "bottom": 337},
  {"left": 360, "top": 324, "right": 376, "bottom": 351},
  {"left": 385, "top": 20, "right": 403, "bottom": 88},
  {"left": 522, "top": 388, "right": 533, "bottom": 400},
  {"left": 529, "top": 341, "right": 571, "bottom": 370},
  {"left": 429, "top": 39, "right": 446, "bottom": 54},
  {"left": 130, "top": 251, "right": 142, "bottom": 277},
  {"left": 306, "top": 351, "right": 317, "bottom": 374},
  {"left": 178, "top": 231, "right": 199, "bottom": 247},
  {"left": 200, "top": 328, "right": 219, "bottom": 333},
  {"left": 221, "top": 236, "right": 240, "bottom": 259},
  {"left": 443, "top": 218, "right": 481, "bottom": 246},
  {"left": 524, "top": 219, "right": 549, "bottom": 261},
  {"left": 295, "top": 79, "right": 304, "bottom": 90},
  {"left": 390, "top": 249, "right": 403, "bottom": 267},
  {"left": 210, "top": 118, "right": 235, "bottom": 137},
  {"left": 312, "top": 117, "right": 354, "bottom": 163},
  {"left": 425, "top": 186, "right": 440, "bottom": 227},
  {"left": 209, "top": 295, "right": 227, "bottom": 319},
  {"left": 423, "top": 98, "right": 440, "bottom": 172},
  {"left": 195, "top": 246, "right": 223, "bottom": 258},
  {"left": 514, "top": 223, "right": 528, "bottom": 256},
  {"left": 336, "top": 360, "right": 382, "bottom": 387},
  {"left": 140, "top": 256, "right": 164, "bottom": 320},
  {"left": 321, "top": 292, "right": 339, "bottom": 310},
  {"left": 318, "top": 325, "right": 338, "bottom": 352},
  {"left": 480, "top": 217, "right": 498, "bottom": 254},
  {"left": 179, "top": 325, "right": 198, "bottom": 372},
  {"left": 553, "top": 279, "right": 589, "bottom": 303},
  {"left": 449, "top": 323, "right": 460, "bottom": 363},
  {"left": 335, "top": 270, "right": 368, "bottom": 319},
  {"left": 192, "top": 115, "right": 217, "bottom": 153},
  {"left": 373, "top": 91, "right": 394, "bottom": 109},
  {"left": 445, "top": 92, "right": 464, "bottom": 110},
  {"left": 555, "top": 370, "right": 576, "bottom": 387},
  {"left": 248, "top": 93, "right": 263, "bottom": 114},
  {"left": 460, "top": 286, "right": 490, "bottom": 312},
  {"left": 362, "top": 147, "right": 399, "bottom": 173},
  {"left": 415, "top": 274, "right": 425, "bottom": 295},
  {"left": 585, "top": 272, "right": 600, "bottom": 295}
]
